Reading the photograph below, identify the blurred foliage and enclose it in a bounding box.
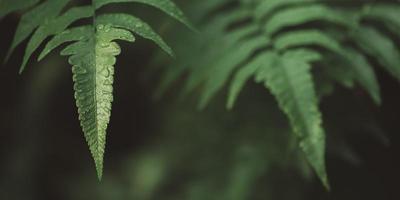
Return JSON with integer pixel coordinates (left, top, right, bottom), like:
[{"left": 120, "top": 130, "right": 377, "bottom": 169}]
[{"left": 154, "top": 0, "right": 400, "bottom": 189}]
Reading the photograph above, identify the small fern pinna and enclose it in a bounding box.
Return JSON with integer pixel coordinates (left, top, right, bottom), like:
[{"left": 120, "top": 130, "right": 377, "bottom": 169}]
[
  {"left": 1, "top": 0, "right": 191, "bottom": 179},
  {"left": 156, "top": 0, "right": 400, "bottom": 189}
]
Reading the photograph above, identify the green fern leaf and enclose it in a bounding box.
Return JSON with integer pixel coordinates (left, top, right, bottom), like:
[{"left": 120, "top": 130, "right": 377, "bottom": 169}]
[
  {"left": 342, "top": 48, "right": 381, "bottom": 104},
  {"left": 362, "top": 4, "right": 400, "bottom": 36},
  {"left": 264, "top": 5, "right": 353, "bottom": 36},
  {"left": 0, "top": 0, "right": 40, "bottom": 19},
  {"left": 227, "top": 52, "right": 277, "bottom": 109},
  {"left": 255, "top": 48, "right": 322, "bottom": 83},
  {"left": 198, "top": 36, "right": 269, "bottom": 109},
  {"left": 352, "top": 26, "right": 400, "bottom": 81},
  {"left": 20, "top": 6, "right": 94, "bottom": 73},
  {"left": 273, "top": 30, "right": 343, "bottom": 54},
  {"left": 200, "top": 9, "right": 251, "bottom": 41},
  {"left": 182, "top": 25, "right": 259, "bottom": 96},
  {"left": 320, "top": 57, "right": 356, "bottom": 89},
  {"left": 154, "top": 9, "right": 252, "bottom": 98},
  {"left": 96, "top": 13, "right": 173, "bottom": 56},
  {"left": 319, "top": 49, "right": 381, "bottom": 104},
  {"left": 255, "top": 0, "right": 314, "bottom": 21},
  {"left": 60, "top": 25, "right": 135, "bottom": 179},
  {"left": 5, "top": 0, "right": 70, "bottom": 63},
  {"left": 38, "top": 26, "right": 93, "bottom": 61},
  {"left": 255, "top": 49, "right": 329, "bottom": 188},
  {"left": 94, "top": 0, "right": 194, "bottom": 30}
]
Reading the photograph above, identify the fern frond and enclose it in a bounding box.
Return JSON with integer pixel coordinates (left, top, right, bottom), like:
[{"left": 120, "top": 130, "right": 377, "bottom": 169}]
[
  {"left": 4, "top": 0, "right": 191, "bottom": 179},
  {"left": 255, "top": 49, "right": 328, "bottom": 188},
  {"left": 156, "top": 0, "right": 333, "bottom": 187},
  {"left": 61, "top": 25, "right": 134, "bottom": 179},
  {"left": 156, "top": 0, "right": 400, "bottom": 189}
]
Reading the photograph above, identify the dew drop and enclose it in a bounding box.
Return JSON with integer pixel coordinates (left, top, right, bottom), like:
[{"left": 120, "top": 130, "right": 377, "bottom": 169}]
[
  {"left": 97, "top": 24, "right": 104, "bottom": 30},
  {"left": 100, "top": 42, "right": 109, "bottom": 48},
  {"left": 104, "top": 24, "right": 111, "bottom": 32},
  {"left": 73, "top": 66, "right": 87, "bottom": 74},
  {"left": 101, "top": 67, "right": 112, "bottom": 78}
]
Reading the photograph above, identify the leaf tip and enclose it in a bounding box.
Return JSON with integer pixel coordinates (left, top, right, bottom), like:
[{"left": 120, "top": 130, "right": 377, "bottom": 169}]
[
  {"left": 226, "top": 97, "right": 235, "bottom": 110},
  {"left": 18, "top": 67, "right": 25, "bottom": 74},
  {"left": 37, "top": 51, "right": 47, "bottom": 61},
  {"left": 320, "top": 172, "right": 330, "bottom": 191},
  {"left": 3, "top": 50, "right": 12, "bottom": 65},
  {"left": 94, "top": 157, "right": 104, "bottom": 181}
]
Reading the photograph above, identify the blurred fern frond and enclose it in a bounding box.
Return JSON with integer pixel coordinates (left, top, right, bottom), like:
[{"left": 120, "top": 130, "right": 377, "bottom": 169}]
[{"left": 156, "top": 0, "right": 400, "bottom": 188}]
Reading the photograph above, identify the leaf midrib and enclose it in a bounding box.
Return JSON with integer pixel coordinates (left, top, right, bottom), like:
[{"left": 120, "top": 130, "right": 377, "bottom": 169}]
[{"left": 91, "top": 0, "right": 101, "bottom": 160}]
